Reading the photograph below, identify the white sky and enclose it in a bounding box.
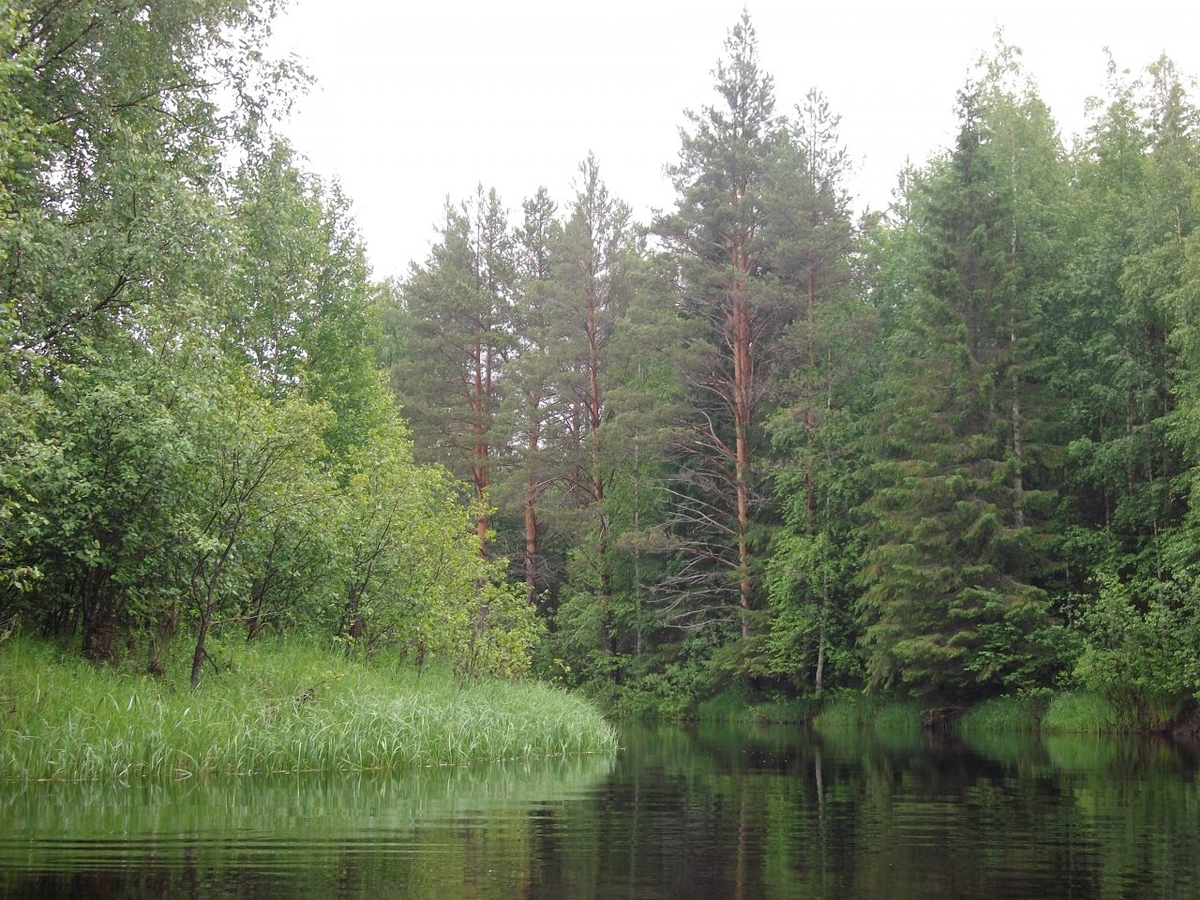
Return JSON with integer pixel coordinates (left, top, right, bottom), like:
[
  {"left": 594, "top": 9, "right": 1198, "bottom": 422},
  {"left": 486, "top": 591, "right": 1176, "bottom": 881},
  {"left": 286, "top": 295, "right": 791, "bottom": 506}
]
[{"left": 268, "top": 1, "right": 1199, "bottom": 281}]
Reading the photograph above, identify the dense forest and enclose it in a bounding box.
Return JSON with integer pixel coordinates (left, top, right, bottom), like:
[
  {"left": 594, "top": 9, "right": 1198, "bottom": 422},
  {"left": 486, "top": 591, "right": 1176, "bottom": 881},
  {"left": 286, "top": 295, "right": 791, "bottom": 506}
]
[{"left": 5, "top": 2, "right": 1200, "bottom": 725}]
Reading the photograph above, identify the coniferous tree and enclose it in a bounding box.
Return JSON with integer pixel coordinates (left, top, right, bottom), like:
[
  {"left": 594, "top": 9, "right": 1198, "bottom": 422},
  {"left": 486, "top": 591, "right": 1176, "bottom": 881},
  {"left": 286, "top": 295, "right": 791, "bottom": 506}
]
[
  {"left": 504, "top": 187, "right": 563, "bottom": 604},
  {"left": 859, "top": 76, "right": 1059, "bottom": 698},
  {"left": 655, "top": 11, "right": 788, "bottom": 637},
  {"left": 554, "top": 155, "right": 636, "bottom": 653},
  {"left": 393, "top": 187, "right": 516, "bottom": 547},
  {"left": 762, "top": 90, "right": 869, "bottom": 694}
]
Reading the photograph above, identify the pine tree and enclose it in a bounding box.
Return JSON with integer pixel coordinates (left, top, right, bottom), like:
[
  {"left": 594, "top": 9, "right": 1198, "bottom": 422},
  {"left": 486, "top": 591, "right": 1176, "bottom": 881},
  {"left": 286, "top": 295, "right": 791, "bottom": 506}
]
[
  {"left": 554, "top": 155, "right": 636, "bottom": 653},
  {"left": 654, "top": 11, "right": 787, "bottom": 636},
  {"left": 504, "top": 187, "right": 562, "bottom": 604},
  {"left": 393, "top": 187, "right": 516, "bottom": 547}
]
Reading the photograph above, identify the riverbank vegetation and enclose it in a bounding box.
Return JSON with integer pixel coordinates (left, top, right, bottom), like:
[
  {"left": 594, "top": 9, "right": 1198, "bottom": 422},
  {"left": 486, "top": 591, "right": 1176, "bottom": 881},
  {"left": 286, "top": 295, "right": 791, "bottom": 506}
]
[
  {"left": 5, "top": 2, "right": 1200, "bottom": 741},
  {"left": 0, "top": 638, "right": 617, "bottom": 780}
]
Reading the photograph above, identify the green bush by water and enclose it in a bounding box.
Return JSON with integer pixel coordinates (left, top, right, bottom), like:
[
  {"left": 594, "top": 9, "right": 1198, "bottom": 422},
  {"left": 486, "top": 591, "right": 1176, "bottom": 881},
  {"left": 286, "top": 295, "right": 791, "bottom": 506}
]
[
  {"left": 0, "top": 638, "right": 618, "bottom": 781},
  {"left": 811, "top": 694, "right": 864, "bottom": 730},
  {"left": 871, "top": 701, "right": 923, "bottom": 731}
]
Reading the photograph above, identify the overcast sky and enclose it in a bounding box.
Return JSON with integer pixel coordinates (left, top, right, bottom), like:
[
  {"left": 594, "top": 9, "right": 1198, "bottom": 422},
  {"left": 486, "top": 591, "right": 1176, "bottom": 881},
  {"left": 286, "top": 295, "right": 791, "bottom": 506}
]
[{"left": 268, "top": 1, "right": 1199, "bottom": 281}]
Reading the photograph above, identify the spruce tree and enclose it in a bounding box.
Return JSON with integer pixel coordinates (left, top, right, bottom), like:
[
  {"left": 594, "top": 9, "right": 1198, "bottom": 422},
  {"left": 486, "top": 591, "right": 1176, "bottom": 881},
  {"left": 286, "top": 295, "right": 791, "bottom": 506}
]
[{"left": 859, "top": 80, "right": 1057, "bottom": 698}]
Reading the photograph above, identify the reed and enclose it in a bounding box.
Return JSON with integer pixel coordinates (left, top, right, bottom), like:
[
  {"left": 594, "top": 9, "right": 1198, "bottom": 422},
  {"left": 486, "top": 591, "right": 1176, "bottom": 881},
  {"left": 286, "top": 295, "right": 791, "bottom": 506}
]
[
  {"left": 0, "top": 638, "right": 618, "bottom": 781},
  {"left": 811, "top": 693, "right": 868, "bottom": 730}
]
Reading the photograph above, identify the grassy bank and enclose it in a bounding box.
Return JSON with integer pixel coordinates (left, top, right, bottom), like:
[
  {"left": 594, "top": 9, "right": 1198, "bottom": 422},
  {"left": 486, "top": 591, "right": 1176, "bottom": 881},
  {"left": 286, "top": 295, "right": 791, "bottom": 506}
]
[
  {"left": 0, "top": 638, "right": 618, "bottom": 781},
  {"left": 956, "top": 697, "right": 1041, "bottom": 734}
]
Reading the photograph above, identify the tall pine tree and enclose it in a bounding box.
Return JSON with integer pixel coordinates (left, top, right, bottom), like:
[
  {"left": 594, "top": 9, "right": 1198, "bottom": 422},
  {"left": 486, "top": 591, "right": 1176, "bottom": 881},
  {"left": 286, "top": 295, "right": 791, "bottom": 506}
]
[
  {"left": 392, "top": 187, "right": 515, "bottom": 548},
  {"left": 654, "top": 11, "right": 787, "bottom": 637}
]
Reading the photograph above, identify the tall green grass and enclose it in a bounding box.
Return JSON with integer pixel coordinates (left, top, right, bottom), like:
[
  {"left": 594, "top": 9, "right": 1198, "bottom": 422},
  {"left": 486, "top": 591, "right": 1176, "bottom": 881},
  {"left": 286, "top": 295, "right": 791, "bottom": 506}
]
[
  {"left": 694, "top": 687, "right": 812, "bottom": 724},
  {"left": 1041, "top": 691, "right": 1120, "bottom": 733},
  {"left": 956, "top": 696, "right": 1041, "bottom": 734},
  {"left": 812, "top": 693, "right": 923, "bottom": 732},
  {"left": 0, "top": 638, "right": 618, "bottom": 781}
]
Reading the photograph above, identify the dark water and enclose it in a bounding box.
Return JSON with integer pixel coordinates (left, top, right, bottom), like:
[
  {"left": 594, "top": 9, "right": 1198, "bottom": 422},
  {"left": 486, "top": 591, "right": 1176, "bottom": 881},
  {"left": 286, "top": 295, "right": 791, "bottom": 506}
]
[{"left": 2, "top": 724, "right": 1199, "bottom": 898}]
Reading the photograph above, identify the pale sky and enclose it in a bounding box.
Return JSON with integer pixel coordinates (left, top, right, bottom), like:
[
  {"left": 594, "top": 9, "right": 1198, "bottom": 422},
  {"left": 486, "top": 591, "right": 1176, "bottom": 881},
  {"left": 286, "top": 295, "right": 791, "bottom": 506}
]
[{"left": 268, "top": 1, "right": 1199, "bottom": 280}]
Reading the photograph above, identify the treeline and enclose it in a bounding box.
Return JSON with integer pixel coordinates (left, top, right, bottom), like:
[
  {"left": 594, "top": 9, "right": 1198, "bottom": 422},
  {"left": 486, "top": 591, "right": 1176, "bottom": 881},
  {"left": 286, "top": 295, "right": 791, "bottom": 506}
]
[
  {"left": 6, "top": 3, "right": 1200, "bottom": 723},
  {"left": 0, "top": 0, "right": 540, "bottom": 683},
  {"left": 388, "top": 16, "right": 1200, "bottom": 723}
]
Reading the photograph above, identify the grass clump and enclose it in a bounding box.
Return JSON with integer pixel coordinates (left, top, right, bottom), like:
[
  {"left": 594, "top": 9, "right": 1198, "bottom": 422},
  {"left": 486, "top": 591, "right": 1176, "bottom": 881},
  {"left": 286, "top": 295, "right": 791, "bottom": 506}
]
[
  {"left": 694, "top": 688, "right": 812, "bottom": 724},
  {"left": 872, "top": 701, "right": 923, "bottom": 732},
  {"left": 694, "top": 687, "right": 748, "bottom": 721},
  {"left": 0, "top": 637, "right": 618, "bottom": 781},
  {"left": 1041, "top": 691, "right": 1120, "bottom": 733},
  {"left": 956, "top": 696, "right": 1040, "bottom": 734},
  {"left": 812, "top": 693, "right": 922, "bottom": 732},
  {"left": 811, "top": 693, "right": 866, "bottom": 730}
]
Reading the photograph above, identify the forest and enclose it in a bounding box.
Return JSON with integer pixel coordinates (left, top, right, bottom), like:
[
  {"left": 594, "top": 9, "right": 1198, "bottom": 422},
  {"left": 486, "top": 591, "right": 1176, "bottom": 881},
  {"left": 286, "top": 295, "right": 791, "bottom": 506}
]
[{"left": 4, "top": 1, "right": 1200, "bottom": 727}]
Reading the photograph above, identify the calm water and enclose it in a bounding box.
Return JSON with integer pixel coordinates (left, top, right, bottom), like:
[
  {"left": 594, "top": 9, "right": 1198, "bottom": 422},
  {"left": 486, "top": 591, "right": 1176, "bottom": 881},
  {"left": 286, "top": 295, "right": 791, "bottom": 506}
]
[{"left": 2, "top": 723, "right": 1199, "bottom": 898}]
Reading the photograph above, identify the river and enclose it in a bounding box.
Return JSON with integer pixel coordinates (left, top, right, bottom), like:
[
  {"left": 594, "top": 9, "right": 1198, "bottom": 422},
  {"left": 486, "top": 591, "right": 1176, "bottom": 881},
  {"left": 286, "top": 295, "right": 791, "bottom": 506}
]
[{"left": 2, "top": 722, "right": 1197, "bottom": 898}]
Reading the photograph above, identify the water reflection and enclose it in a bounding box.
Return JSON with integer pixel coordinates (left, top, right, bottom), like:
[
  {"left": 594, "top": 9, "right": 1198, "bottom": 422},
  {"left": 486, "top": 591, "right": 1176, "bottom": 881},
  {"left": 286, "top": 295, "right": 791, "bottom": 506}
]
[
  {"left": 0, "top": 755, "right": 614, "bottom": 899},
  {"left": 2, "top": 725, "right": 1198, "bottom": 899}
]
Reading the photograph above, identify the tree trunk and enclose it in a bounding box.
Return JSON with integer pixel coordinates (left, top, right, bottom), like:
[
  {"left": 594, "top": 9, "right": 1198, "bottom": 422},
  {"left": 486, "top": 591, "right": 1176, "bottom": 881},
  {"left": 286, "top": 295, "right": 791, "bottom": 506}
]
[
  {"left": 587, "top": 271, "right": 614, "bottom": 653},
  {"left": 189, "top": 598, "right": 212, "bottom": 689},
  {"left": 732, "top": 282, "right": 753, "bottom": 637},
  {"left": 524, "top": 477, "right": 539, "bottom": 604},
  {"left": 472, "top": 338, "right": 490, "bottom": 549},
  {"left": 805, "top": 255, "right": 818, "bottom": 533},
  {"left": 522, "top": 393, "right": 543, "bottom": 604}
]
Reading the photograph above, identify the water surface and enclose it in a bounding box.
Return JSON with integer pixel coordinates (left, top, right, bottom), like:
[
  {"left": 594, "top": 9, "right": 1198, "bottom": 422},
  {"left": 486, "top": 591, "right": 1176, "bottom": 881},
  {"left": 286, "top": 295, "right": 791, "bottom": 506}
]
[{"left": 2, "top": 724, "right": 1198, "bottom": 898}]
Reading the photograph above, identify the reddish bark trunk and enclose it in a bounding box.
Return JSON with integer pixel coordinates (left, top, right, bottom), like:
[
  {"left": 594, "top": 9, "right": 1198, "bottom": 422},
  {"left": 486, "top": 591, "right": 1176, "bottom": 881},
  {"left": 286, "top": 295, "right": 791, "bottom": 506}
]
[
  {"left": 524, "top": 414, "right": 541, "bottom": 604},
  {"left": 731, "top": 281, "right": 753, "bottom": 638}
]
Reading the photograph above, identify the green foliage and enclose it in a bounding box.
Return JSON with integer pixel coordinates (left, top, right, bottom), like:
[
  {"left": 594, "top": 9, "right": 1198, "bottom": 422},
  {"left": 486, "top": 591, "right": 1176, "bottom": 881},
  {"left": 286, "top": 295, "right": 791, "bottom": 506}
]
[
  {"left": 17, "top": 356, "right": 204, "bottom": 656},
  {"left": 1068, "top": 574, "right": 1200, "bottom": 729},
  {"left": 694, "top": 687, "right": 812, "bottom": 723},
  {"left": 764, "top": 529, "right": 862, "bottom": 693},
  {"left": 0, "top": 7, "right": 35, "bottom": 243},
  {"left": 810, "top": 693, "right": 867, "bottom": 730},
  {"left": 10, "top": 1, "right": 1200, "bottom": 733},
  {"left": 0, "top": 379, "right": 48, "bottom": 599},
  {"left": 0, "top": 0, "right": 544, "bottom": 687},
  {"left": 857, "top": 61, "right": 1065, "bottom": 700},
  {"left": 389, "top": 186, "right": 514, "bottom": 539}
]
